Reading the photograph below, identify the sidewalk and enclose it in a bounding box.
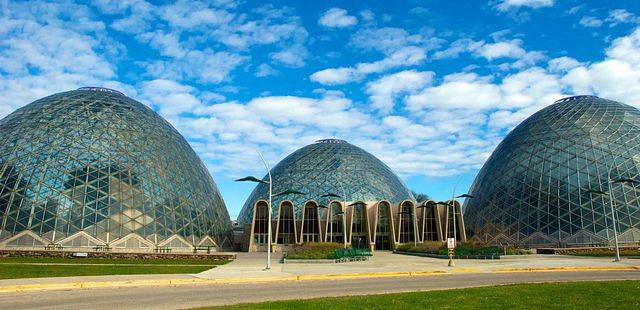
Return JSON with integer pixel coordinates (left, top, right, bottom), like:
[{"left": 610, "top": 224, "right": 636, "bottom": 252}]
[
  {"left": 197, "top": 251, "right": 640, "bottom": 279},
  {"left": 0, "top": 252, "right": 638, "bottom": 293}
]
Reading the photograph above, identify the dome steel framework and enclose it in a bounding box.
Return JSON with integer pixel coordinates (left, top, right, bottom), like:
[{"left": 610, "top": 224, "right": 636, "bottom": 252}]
[
  {"left": 0, "top": 88, "right": 231, "bottom": 251},
  {"left": 237, "top": 139, "right": 414, "bottom": 224},
  {"left": 464, "top": 96, "right": 640, "bottom": 246}
]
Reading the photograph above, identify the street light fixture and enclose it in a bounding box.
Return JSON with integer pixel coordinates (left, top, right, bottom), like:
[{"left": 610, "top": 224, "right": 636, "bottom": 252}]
[
  {"left": 585, "top": 188, "right": 620, "bottom": 262},
  {"left": 235, "top": 151, "right": 305, "bottom": 270},
  {"left": 608, "top": 177, "right": 638, "bottom": 261}
]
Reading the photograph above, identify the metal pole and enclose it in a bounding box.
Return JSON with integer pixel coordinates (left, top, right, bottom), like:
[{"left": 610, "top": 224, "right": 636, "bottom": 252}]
[
  {"left": 451, "top": 179, "right": 460, "bottom": 243},
  {"left": 448, "top": 178, "right": 462, "bottom": 267},
  {"left": 257, "top": 151, "right": 272, "bottom": 270},
  {"left": 338, "top": 181, "right": 348, "bottom": 249}
]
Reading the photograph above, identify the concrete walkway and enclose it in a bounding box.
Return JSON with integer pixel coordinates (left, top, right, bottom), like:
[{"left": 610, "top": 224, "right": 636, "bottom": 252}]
[
  {"left": 196, "top": 251, "right": 640, "bottom": 279},
  {"left": 0, "top": 252, "right": 638, "bottom": 293}
]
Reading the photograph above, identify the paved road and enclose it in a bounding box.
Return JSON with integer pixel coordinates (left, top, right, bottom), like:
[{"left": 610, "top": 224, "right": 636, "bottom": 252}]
[{"left": 1, "top": 270, "right": 638, "bottom": 309}]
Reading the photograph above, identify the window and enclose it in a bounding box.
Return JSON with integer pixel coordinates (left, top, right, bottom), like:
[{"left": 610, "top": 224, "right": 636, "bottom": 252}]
[
  {"left": 301, "top": 205, "right": 319, "bottom": 243},
  {"left": 277, "top": 203, "right": 295, "bottom": 244},
  {"left": 399, "top": 203, "right": 415, "bottom": 243},
  {"left": 327, "top": 202, "right": 343, "bottom": 243},
  {"left": 375, "top": 204, "right": 391, "bottom": 250},
  {"left": 253, "top": 203, "right": 269, "bottom": 245}
]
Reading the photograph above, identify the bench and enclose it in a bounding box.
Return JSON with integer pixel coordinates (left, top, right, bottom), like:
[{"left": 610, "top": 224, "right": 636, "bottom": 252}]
[
  {"left": 154, "top": 247, "right": 172, "bottom": 253},
  {"left": 335, "top": 248, "right": 373, "bottom": 262},
  {"left": 93, "top": 245, "right": 111, "bottom": 252},
  {"left": 193, "top": 246, "right": 214, "bottom": 254},
  {"left": 71, "top": 252, "right": 88, "bottom": 258},
  {"left": 44, "top": 243, "right": 62, "bottom": 250}
]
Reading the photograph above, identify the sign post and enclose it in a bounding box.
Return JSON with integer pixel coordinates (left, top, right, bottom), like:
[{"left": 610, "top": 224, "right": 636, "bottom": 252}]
[{"left": 447, "top": 237, "right": 456, "bottom": 267}]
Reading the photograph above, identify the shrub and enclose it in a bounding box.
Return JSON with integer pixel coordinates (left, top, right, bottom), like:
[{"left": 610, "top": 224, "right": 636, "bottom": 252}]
[
  {"left": 503, "top": 247, "right": 535, "bottom": 255},
  {"left": 441, "top": 245, "right": 500, "bottom": 256},
  {"left": 396, "top": 241, "right": 444, "bottom": 254},
  {"left": 285, "top": 242, "right": 345, "bottom": 260}
]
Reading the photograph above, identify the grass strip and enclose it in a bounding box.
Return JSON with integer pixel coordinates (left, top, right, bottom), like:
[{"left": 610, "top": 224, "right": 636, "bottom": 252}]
[
  {"left": 0, "top": 257, "right": 229, "bottom": 279},
  {"left": 197, "top": 280, "right": 640, "bottom": 309}
]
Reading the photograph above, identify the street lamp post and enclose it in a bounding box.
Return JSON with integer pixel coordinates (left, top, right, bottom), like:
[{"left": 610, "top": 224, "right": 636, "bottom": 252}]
[
  {"left": 585, "top": 175, "right": 638, "bottom": 262},
  {"left": 437, "top": 194, "right": 473, "bottom": 267},
  {"left": 336, "top": 180, "right": 349, "bottom": 249},
  {"left": 609, "top": 177, "right": 639, "bottom": 261},
  {"left": 236, "top": 151, "right": 305, "bottom": 270},
  {"left": 585, "top": 189, "right": 620, "bottom": 262},
  {"left": 235, "top": 151, "right": 273, "bottom": 270}
]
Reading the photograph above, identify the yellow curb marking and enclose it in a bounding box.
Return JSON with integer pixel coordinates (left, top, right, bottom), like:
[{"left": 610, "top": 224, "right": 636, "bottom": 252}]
[
  {"left": 0, "top": 265, "right": 638, "bottom": 293},
  {"left": 494, "top": 266, "right": 640, "bottom": 273}
]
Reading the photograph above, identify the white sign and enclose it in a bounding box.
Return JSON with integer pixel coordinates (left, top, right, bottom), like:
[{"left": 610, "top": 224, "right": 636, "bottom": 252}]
[{"left": 447, "top": 238, "right": 456, "bottom": 249}]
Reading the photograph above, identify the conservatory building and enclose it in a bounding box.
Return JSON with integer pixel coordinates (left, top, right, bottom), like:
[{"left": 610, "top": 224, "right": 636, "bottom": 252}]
[{"left": 237, "top": 139, "right": 466, "bottom": 251}]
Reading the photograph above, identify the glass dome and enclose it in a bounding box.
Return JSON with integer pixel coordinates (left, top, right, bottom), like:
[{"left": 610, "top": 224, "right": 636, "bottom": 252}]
[
  {"left": 464, "top": 96, "right": 640, "bottom": 246},
  {"left": 0, "top": 88, "right": 232, "bottom": 250},
  {"left": 237, "top": 139, "right": 414, "bottom": 224}
]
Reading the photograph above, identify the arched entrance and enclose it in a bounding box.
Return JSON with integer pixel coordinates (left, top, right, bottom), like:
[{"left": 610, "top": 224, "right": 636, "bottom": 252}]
[
  {"left": 422, "top": 203, "right": 439, "bottom": 241},
  {"left": 301, "top": 203, "right": 320, "bottom": 243},
  {"left": 276, "top": 202, "right": 296, "bottom": 244},
  {"left": 375, "top": 203, "right": 392, "bottom": 250},
  {"left": 399, "top": 201, "right": 416, "bottom": 244},
  {"left": 252, "top": 201, "right": 269, "bottom": 245},
  {"left": 327, "top": 201, "right": 344, "bottom": 243},
  {"left": 350, "top": 203, "right": 369, "bottom": 249}
]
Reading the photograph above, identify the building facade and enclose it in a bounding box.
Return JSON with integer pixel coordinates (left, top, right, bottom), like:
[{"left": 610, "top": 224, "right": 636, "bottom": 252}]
[
  {"left": 0, "top": 88, "right": 232, "bottom": 252},
  {"left": 464, "top": 96, "right": 640, "bottom": 247},
  {"left": 237, "top": 139, "right": 466, "bottom": 251},
  {"left": 243, "top": 199, "right": 466, "bottom": 251}
]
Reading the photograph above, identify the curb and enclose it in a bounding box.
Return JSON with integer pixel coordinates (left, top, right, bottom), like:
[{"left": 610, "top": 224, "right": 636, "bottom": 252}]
[
  {"left": 494, "top": 266, "right": 640, "bottom": 273},
  {"left": 0, "top": 266, "right": 638, "bottom": 293}
]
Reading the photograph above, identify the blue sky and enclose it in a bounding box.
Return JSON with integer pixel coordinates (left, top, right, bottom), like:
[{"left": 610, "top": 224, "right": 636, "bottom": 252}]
[{"left": 1, "top": 0, "right": 640, "bottom": 219}]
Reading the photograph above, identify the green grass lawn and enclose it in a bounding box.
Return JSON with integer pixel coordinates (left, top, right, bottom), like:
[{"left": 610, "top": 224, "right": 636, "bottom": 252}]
[
  {"left": 198, "top": 280, "right": 640, "bottom": 309},
  {"left": 0, "top": 257, "right": 229, "bottom": 279}
]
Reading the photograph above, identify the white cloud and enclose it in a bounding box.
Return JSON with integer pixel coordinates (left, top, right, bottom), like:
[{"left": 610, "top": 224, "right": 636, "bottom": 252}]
[
  {"left": 139, "top": 79, "right": 202, "bottom": 116},
  {"left": 406, "top": 73, "right": 502, "bottom": 111},
  {"left": 270, "top": 44, "right": 308, "bottom": 68},
  {"left": 350, "top": 27, "right": 442, "bottom": 54},
  {"left": 309, "top": 68, "right": 359, "bottom": 85},
  {"left": 475, "top": 40, "right": 527, "bottom": 60},
  {"left": 0, "top": 1, "right": 126, "bottom": 118},
  {"left": 495, "top": 0, "right": 554, "bottom": 11},
  {"left": 159, "top": 0, "right": 234, "bottom": 29},
  {"left": 102, "top": 1, "right": 309, "bottom": 84},
  {"left": 318, "top": 8, "right": 358, "bottom": 28},
  {"left": 433, "top": 37, "right": 545, "bottom": 69},
  {"left": 142, "top": 50, "right": 246, "bottom": 84},
  {"left": 547, "top": 56, "right": 583, "bottom": 72},
  {"left": 311, "top": 46, "right": 427, "bottom": 85},
  {"left": 359, "top": 10, "right": 375, "bottom": 22},
  {"left": 255, "top": 63, "right": 279, "bottom": 77},
  {"left": 579, "top": 16, "right": 603, "bottom": 28},
  {"left": 366, "top": 70, "right": 434, "bottom": 113},
  {"left": 562, "top": 28, "right": 640, "bottom": 105},
  {"left": 136, "top": 30, "right": 186, "bottom": 58},
  {"left": 606, "top": 9, "right": 640, "bottom": 27}
]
